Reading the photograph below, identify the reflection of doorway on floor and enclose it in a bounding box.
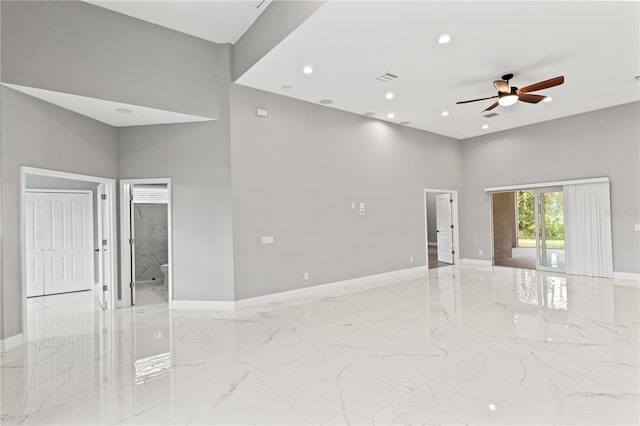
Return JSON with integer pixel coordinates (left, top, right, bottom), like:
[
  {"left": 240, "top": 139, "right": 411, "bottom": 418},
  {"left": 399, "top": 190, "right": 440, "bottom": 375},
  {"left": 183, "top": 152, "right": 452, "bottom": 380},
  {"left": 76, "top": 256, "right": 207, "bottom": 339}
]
[{"left": 426, "top": 191, "right": 454, "bottom": 270}]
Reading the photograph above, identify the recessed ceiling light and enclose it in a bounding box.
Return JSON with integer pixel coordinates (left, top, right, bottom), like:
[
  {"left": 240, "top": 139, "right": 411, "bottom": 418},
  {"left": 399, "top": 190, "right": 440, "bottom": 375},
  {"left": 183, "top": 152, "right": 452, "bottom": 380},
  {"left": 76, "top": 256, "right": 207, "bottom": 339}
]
[
  {"left": 489, "top": 404, "right": 496, "bottom": 411},
  {"left": 302, "top": 65, "right": 313, "bottom": 74},
  {"left": 399, "top": 121, "right": 410, "bottom": 125},
  {"left": 282, "top": 85, "right": 292, "bottom": 90},
  {"left": 385, "top": 92, "right": 395, "bottom": 100},
  {"left": 364, "top": 112, "right": 376, "bottom": 117},
  {"left": 116, "top": 108, "right": 132, "bottom": 114},
  {"left": 441, "top": 111, "right": 449, "bottom": 117},
  {"left": 482, "top": 124, "right": 489, "bottom": 129},
  {"left": 543, "top": 96, "right": 552, "bottom": 102},
  {"left": 387, "top": 113, "right": 395, "bottom": 119},
  {"left": 438, "top": 34, "right": 451, "bottom": 44},
  {"left": 319, "top": 99, "right": 333, "bottom": 105}
]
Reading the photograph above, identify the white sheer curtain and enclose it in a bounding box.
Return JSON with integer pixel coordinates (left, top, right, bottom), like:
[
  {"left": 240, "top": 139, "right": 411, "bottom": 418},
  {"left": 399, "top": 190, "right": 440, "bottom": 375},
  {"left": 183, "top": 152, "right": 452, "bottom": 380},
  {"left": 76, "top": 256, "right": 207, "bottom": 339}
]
[{"left": 563, "top": 182, "right": 613, "bottom": 278}]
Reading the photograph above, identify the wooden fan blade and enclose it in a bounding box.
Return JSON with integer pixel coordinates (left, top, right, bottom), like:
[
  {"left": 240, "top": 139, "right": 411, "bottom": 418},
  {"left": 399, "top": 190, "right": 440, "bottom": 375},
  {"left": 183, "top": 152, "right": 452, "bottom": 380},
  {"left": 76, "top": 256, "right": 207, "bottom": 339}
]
[
  {"left": 456, "top": 95, "right": 498, "bottom": 104},
  {"left": 518, "top": 76, "right": 564, "bottom": 94},
  {"left": 518, "top": 94, "right": 547, "bottom": 104},
  {"left": 482, "top": 102, "right": 499, "bottom": 112},
  {"left": 493, "top": 80, "right": 510, "bottom": 93}
]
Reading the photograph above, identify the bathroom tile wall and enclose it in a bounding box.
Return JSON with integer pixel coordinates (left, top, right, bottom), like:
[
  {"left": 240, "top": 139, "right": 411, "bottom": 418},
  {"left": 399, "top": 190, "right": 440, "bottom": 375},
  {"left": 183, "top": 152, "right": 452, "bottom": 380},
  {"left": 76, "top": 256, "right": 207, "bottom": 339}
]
[{"left": 134, "top": 204, "right": 168, "bottom": 283}]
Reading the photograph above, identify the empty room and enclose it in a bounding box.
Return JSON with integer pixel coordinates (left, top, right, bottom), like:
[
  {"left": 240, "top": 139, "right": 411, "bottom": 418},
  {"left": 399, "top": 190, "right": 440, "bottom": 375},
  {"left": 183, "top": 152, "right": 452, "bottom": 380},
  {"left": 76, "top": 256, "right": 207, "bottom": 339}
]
[{"left": 0, "top": 1, "right": 638, "bottom": 425}]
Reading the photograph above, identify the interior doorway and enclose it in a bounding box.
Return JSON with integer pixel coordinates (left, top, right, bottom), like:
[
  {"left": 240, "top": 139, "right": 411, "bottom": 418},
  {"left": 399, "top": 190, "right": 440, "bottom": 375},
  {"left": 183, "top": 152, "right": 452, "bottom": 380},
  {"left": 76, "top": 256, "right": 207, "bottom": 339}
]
[
  {"left": 424, "top": 189, "right": 460, "bottom": 269},
  {"left": 492, "top": 188, "right": 565, "bottom": 271},
  {"left": 120, "top": 178, "right": 173, "bottom": 308},
  {"left": 20, "top": 167, "right": 117, "bottom": 340}
]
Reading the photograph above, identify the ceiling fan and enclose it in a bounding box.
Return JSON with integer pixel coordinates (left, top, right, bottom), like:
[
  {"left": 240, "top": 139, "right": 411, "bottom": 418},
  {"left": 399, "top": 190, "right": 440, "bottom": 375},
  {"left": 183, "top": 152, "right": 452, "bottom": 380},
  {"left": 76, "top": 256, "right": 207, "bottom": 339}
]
[{"left": 456, "top": 73, "right": 565, "bottom": 113}]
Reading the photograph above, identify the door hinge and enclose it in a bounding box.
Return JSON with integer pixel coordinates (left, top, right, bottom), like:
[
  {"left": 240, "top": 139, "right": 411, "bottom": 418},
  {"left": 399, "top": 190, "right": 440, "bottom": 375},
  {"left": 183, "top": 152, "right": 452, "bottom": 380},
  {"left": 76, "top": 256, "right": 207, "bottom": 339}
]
[
  {"left": 129, "top": 238, "right": 134, "bottom": 245},
  {"left": 129, "top": 282, "right": 134, "bottom": 289},
  {"left": 101, "top": 194, "right": 107, "bottom": 200},
  {"left": 102, "top": 285, "right": 107, "bottom": 291},
  {"left": 102, "top": 239, "right": 108, "bottom": 246}
]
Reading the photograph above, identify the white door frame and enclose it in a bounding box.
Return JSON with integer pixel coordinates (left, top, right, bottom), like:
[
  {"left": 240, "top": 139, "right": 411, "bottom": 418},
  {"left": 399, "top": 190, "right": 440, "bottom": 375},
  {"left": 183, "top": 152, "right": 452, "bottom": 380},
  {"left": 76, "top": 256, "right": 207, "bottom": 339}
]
[
  {"left": 119, "top": 178, "right": 173, "bottom": 308},
  {"left": 424, "top": 189, "right": 461, "bottom": 266},
  {"left": 20, "top": 167, "right": 117, "bottom": 339}
]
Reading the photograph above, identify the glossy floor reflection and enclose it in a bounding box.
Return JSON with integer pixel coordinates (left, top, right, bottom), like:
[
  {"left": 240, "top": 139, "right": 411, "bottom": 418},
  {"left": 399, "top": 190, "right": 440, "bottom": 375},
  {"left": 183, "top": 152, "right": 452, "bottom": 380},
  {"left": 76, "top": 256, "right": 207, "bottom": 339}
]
[{"left": 1, "top": 266, "right": 638, "bottom": 425}]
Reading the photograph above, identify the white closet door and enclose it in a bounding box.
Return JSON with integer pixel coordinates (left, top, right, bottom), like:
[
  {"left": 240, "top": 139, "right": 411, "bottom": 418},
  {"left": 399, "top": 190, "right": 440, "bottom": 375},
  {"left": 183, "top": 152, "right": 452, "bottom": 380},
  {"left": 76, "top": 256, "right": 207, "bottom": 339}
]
[
  {"left": 25, "top": 194, "right": 45, "bottom": 297},
  {"left": 436, "top": 193, "right": 454, "bottom": 264},
  {"left": 43, "top": 193, "right": 94, "bottom": 295},
  {"left": 26, "top": 192, "right": 94, "bottom": 297}
]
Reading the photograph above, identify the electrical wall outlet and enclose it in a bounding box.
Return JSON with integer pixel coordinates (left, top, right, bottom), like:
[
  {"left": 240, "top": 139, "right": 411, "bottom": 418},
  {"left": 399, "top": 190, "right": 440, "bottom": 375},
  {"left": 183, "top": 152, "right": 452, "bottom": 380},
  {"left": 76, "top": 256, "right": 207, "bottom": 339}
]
[
  {"left": 304, "top": 272, "right": 309, "bottom": 280},
  {"left": 410, "top": 256, "right": 414, "bottom": 263},
  {"left": 261, "top": 236, "right": 274, "bottom": 244},
  {"left": 478, "top": 250, "right": 483, "bottom": 256},
  {"left": 635, "top": 224, "right": 640, "bottom": 232}
]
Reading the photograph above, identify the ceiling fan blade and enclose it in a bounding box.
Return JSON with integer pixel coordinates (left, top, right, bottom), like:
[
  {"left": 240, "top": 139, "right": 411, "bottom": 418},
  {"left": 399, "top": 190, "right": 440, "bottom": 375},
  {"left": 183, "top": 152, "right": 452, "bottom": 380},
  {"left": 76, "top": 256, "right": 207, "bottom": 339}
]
[
  {"left": 518, "top": 93, "right": 547, "bottom": 104},
  {"left": 518, "top": 76, "right": 565, "bottom": 94},
  {"left": 493, "top": 80, "right": 510, "bottom": 93},
  {"left": 482, "top": 102, "right": 499, "bottom": 112},
  {"left": 456, "top": 95, "right": 498, "bottom": 104}
]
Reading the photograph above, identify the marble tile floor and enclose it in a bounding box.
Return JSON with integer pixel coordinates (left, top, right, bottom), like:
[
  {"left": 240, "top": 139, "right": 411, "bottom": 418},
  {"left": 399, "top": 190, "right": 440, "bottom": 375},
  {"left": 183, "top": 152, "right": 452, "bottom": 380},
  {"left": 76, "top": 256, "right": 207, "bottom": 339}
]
[{"left": 1, "top": 265, "right": 638, "bottom": 425}]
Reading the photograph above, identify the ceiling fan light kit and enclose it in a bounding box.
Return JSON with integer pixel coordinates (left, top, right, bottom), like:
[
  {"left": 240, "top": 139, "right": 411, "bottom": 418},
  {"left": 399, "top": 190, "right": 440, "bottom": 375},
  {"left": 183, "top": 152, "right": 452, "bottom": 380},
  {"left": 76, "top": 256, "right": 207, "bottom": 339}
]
[{"left": 457, "top": 73, "right": 565, "bottom": 113}]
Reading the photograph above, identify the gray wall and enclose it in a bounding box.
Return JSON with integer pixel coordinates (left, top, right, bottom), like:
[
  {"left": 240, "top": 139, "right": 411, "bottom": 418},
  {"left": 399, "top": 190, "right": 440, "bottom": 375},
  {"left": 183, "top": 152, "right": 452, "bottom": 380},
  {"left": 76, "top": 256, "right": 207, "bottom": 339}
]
[
  {"left": 460, "top": 102, "right": 640, "bottom": 273},
  {"left": 1, "top": 87, "right": 118, "bottom": 339},
  {"left": 230, "top": 85, "right": 462, "bottom": 300},
  {"left": 118, "top": 119, "right": 235, "bottom": 301},
  {"left": 134, "top": 204, "right": 168, "bottom": 283},
  {"left": 426, "top": 192, "right": 437, "bottom": 244},
  {"left": 1, "top": 1, "right": 220, "bottom": 118}
]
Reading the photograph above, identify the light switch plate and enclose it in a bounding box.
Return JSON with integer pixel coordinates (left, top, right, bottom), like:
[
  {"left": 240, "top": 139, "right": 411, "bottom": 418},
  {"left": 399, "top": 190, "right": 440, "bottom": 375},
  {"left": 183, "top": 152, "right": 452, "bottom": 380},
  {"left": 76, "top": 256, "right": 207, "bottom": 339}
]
[
  {"left": 359, "top": 202, "right": 365, "bottom": 209},
  {"left": 256, "top": 108, "right": 268, "bottom": 118},
  {"left": 351, "top": 202, "right": 356, "bottom": 209},
  {"left": 359, "top": 209, "right": 365, "bottom": 215},
  {"left": 261, "top": 236, "right": 274, "bottom": 244},
  {"left": 635, "top": 224, "right": 640, "bottom": 232}
]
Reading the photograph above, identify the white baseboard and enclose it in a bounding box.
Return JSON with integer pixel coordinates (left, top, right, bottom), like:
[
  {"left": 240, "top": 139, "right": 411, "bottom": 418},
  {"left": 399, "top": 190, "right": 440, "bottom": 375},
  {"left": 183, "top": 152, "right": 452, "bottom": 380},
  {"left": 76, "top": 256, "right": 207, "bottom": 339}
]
[
  {"left": 460, "top": 258, "right": 492, "bottom": 266},
  {"left": 171, "top": 267, "right": 428, "bottom": 311},
  {"left": 613, "top": 272, "right": 640, "bottom": 288},
  {"left": 0, "top": 333, "right": 24, "bottom": 352},
  {"left": 171, "top": 300, "right": 235, "bottom": 310},
  {"left": 235, "top": 266, "right": 428, "bottom": 309}
]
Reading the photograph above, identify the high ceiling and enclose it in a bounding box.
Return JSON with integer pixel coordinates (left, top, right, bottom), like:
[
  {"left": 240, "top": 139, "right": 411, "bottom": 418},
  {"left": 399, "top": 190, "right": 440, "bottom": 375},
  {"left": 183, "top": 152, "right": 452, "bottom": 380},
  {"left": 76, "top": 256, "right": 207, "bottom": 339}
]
[
  {"left": 237, "top": 1, "right": 640, "bottom": 139},
  {"left": 87, "top": 0, "right": 271, "bottom": 44}
]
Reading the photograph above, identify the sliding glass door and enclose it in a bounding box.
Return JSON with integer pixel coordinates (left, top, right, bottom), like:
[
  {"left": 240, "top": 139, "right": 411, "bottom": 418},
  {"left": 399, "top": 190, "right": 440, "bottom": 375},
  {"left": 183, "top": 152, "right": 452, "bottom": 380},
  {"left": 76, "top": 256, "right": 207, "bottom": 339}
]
[{"left": 535, "top": 187, "right": 566, "bottom": 271}]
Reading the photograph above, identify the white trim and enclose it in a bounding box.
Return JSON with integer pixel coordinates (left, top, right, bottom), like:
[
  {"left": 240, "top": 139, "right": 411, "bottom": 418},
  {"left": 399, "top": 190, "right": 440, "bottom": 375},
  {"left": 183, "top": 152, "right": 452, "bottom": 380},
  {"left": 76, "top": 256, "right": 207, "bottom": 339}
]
[
  {"left": 235, "top": 266, "right": 427, "bottom": 309},
  {"left": 25, "top": 189, "right": 93, "bottom": 195},
  {"left": 613, "top": 272, "right": 640, "bottom": 284},
  {"left": 428, "top": 242, "right": 438, "bottom": 247},
  {"left": 0, "top": 333, "right": 24, "bottom": 352},
  {"left": 171, "top": 300, "right": 235, "bottom": 310},
  {"left": 22, "top": 166, "right": 114, "bottom": 184},
  {"left": 120, "top": 178, "right": 173, "bottom": 309},
  {"left": 169, "top": 267, "right": 427, "bottom": 311},
  {"left": 460, "top": 258, "right": 493, "bottom": 266},
  {"left": 484, "top": 177, "right": 609, "bottom": 193},
  {"left": 423, "top": 189, "right": 460, "bottom": 267}
]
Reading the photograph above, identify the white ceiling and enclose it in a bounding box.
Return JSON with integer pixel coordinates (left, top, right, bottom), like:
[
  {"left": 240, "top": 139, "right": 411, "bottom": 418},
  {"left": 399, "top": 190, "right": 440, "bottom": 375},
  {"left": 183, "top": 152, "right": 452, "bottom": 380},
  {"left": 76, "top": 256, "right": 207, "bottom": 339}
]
[
  {"left": 3, "top": 83, "right": 216, "bottom": 127},
  {"left": 237, "top": 1, "right": 640, "bottom": 139},
  {"left": 87, "top": 0, "right": 271, "bottom": 44}
]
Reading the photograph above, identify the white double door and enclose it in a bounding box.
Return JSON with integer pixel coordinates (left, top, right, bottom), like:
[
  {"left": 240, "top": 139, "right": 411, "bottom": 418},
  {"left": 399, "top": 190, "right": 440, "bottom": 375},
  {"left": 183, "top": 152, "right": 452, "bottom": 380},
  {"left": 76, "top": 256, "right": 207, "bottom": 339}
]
[{"left": 25, "top": 191, "right": 94, "bottom": 297}]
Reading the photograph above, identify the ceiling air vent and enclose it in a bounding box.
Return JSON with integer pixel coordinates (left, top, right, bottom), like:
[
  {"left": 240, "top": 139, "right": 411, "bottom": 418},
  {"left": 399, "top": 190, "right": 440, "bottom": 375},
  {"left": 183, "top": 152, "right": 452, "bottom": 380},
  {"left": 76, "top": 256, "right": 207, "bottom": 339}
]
[
  {"left": 484, "top": 112, "right": 499, "bottom": 118},
  {"left": 246, "top": 0, "right": 267, "bottom": 9},
  {"left": 376, "top": 72, "right": 398, "bottom": 83}
]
